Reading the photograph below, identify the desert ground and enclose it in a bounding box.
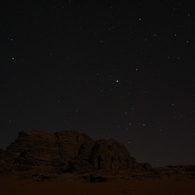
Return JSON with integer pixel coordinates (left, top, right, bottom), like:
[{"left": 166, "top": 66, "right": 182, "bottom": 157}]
[{"left": 1, "top": 178, "right": 195, "bottom": 195}]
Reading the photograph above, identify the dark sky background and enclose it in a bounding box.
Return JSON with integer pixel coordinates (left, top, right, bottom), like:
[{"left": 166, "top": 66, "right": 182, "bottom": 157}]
[{"left": 1, "top": 0, "right": 195, "bottom": 167}]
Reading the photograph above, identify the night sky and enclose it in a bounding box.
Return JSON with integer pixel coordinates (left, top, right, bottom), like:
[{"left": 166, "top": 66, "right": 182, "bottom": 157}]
[{"left": 1, "top": 0, "right": 195, "bottom": 167}]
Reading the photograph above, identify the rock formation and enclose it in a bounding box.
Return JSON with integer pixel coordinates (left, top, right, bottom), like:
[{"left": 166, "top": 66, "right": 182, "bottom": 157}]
[
  {"left": 0, "top": 130, "right": 152, "bottom": 181},
  {"left": 1, "top": 130, "right": 194, "bottom": 182}
]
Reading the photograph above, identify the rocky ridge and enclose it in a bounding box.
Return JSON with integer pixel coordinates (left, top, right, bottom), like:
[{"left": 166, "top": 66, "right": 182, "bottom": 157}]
[{"left": 0, "top": 130, "right": 194, "bottom": 182}]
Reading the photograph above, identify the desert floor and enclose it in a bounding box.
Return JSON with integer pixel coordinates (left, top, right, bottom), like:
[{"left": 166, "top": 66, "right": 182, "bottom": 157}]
[{"left": 0, "top": 178, "right": 195, "bottom": 195}]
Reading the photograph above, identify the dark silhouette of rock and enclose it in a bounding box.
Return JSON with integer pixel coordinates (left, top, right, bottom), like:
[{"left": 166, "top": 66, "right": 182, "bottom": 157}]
[
  {"left": 153, "top": 165, "right": 195, "bottom": 177},
  {"left": 88, "top": 139, "right": 147, "bottom": 172},
  {"left": 0, "top": 130, "right": 150, "bottom": 180},
  {"left": 1, "top": 130, "right": 194, "bottom": 182}
]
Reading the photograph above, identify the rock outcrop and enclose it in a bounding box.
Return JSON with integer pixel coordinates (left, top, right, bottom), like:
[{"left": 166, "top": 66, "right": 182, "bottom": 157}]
[
  {"left": 1, "top": 130, "right": 194, "bottom": 182},
  {"left": 0, "top": 130, "right": 151, "bottom": 181},
  {"left": 153, "top": 165, "right": 195, "bottom": 176}
]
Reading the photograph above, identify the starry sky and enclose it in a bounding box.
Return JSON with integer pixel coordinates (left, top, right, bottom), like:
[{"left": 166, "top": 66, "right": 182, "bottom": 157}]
[{"left": 1, "top": 0, "right": 195, "bottom": 167}]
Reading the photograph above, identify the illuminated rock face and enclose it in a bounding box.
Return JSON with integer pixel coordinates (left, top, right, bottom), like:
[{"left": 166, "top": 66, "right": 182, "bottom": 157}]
[{"left": 1, "top": 130, "right": 150, "bottom": 176}]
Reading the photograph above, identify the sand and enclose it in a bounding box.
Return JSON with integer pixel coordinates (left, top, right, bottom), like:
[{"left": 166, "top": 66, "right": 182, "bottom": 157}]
[{"left": 0, "top": 178, "right": 195, "bottom": 195}]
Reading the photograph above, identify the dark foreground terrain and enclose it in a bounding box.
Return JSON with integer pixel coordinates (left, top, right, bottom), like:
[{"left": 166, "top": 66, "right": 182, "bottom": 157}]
[{"left": 1, "top": 178, "right": 195, "bottom": 195}]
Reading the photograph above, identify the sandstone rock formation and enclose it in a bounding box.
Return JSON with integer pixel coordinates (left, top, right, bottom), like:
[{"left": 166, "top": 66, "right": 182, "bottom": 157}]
[
  {"left": 153, "top": 165, "right": 195, "bottom": 176},
  {"left": 1, "top": 130, "right": 194, "bottom": 182},
  {"left": 0, "top": 130, "right": 151, "bottom": 181}
]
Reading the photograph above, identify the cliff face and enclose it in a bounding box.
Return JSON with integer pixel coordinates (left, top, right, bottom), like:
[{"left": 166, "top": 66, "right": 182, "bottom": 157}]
[
  {"left": 0, "top": 130, "right": 150, "bottom": 179},
  {"left": 1, "top": 130, "right": 195, "bottom": 182}
]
